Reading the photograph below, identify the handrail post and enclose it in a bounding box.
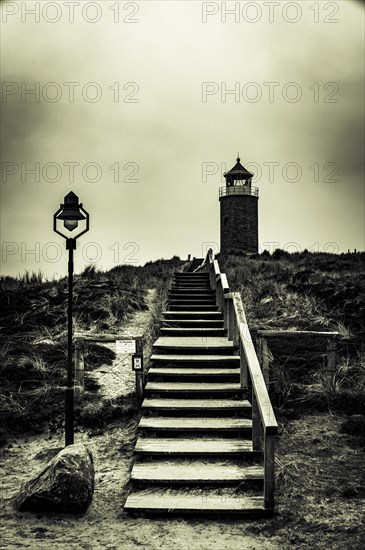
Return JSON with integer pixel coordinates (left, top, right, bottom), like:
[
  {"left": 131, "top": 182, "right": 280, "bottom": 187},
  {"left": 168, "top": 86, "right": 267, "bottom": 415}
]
[
  {"left": 225, "top": 295, "right": 234, "bottom": 340},
  {"left": 218, "top": 280, "right": 224, "bottom": 311},
  {"left": 239, "top": 338, "right": 248, "bottom": 389},
  {"left": 223, "top": 293, "right": 229, "bottom": 331},
  {"left": 209, "top": 263, "right": 216, "bottom": 290},
  {"left": 264, "top": 433, "right": 275, "bottom": 509},
  {"left": 216, "top": 277, "right": 221, "bottom": 309},
  {"left": 227, "top": 294, "right": 235, "bottom": 340},
  {"left": 251, "top": 389, "right": 261, "bottom": 451},
  {"left": 232, "top": 313, "right": 238, "bottom": 346}
]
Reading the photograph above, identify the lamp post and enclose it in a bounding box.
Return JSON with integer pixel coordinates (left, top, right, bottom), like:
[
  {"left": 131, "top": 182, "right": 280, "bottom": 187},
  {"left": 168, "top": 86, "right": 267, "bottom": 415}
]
[{"left": 54, "top": 192, "right": 89, "bottom": 446}]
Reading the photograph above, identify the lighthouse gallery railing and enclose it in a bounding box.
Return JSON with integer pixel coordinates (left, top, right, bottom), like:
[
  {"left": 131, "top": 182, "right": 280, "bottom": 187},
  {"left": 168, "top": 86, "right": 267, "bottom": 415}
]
[{"left": 219, "top": 186, "right": 259, "bottom": 198}]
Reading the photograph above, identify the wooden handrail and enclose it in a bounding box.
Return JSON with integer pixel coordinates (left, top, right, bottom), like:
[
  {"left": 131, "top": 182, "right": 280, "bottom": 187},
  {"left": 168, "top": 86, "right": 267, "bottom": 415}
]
[
  {"left": 196, "top": 254, "right": 278, "bottom": 434},
  {"left": 229, "top": 293, "right": 277, "bottom": 434},
  {"left": 195, "top": 249, "right": 278, "bottom": 509},
  {"left": 257, "top": 330, "right": 338, "bottom": 337}
]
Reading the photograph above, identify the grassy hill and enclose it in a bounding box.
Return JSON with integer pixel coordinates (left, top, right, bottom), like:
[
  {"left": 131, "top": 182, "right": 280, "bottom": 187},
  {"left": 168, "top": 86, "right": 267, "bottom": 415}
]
[
  {"left": 220, "top": 250, "right": 365, "bottom": 416},
  {"left": 0, "top": 256, "right": 184, "bottom": 439}
]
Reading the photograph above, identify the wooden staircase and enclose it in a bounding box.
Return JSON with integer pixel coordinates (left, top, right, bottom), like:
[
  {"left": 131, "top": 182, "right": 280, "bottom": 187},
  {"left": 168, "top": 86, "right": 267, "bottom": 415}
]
[{"left": 124, "top": 271, "right": 275, "bottom": 517}]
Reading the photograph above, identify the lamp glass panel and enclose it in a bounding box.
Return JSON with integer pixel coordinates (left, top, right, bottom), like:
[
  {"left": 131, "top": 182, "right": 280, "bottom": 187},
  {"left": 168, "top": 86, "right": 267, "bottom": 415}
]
[{"left": 64, "top": 219, "right": 78, "bottom": 231}]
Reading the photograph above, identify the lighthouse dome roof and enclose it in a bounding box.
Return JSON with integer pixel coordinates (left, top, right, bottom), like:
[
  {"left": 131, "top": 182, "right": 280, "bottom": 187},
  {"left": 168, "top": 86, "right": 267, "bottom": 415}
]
[{"left": 224, "top": 157, "right": 254, "bottom": 181}]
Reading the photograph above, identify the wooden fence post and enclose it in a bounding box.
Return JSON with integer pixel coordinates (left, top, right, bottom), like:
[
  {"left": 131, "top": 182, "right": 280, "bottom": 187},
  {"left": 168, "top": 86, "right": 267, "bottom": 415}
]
[
  {"left": 134, "top": 337, "right": 144, "bottom": 401},
  {"left": 135, "top": 371, "right": 144, "bottom": 401},
  {"left": 326, "top": 336, "right": 337, "bottom": 384}
]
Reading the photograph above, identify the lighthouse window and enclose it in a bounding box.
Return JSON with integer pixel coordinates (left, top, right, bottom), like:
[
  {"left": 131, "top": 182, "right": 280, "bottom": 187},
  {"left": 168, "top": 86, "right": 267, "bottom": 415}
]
[{"left": 224, "top": 216, "right": 229, "bottom": 227}]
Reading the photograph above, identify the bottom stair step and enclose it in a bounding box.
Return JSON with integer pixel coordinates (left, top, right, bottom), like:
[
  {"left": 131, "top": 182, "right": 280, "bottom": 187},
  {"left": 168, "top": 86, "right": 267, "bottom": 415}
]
[{"left": 124, "top": 490, "right": 270, "bottom": 516}]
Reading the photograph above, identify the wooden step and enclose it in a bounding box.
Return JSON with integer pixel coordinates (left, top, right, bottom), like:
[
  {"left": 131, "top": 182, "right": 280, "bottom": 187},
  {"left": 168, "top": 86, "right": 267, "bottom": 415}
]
[
  {"left": 173, "top": 273, "right": 210, "bottom": 282},
  {"left": 168, "top": 298, "right": 216, "bottom": 304},
  {"left": 174, "top": 280, "right": 209, "bottom": 283},
  {"left": 162, "top": 318, "right": 223, "bottom": 323},
  {"left": 148, "top": 367, "right": 240, "bottom": 376},
  {"left": 134, "top": 437, "right": 255, "bottom": 457},
  {"left": 142, "top": 398, "right": 252, "bottom": 413},
  {"left": 173, "top": 278, "right": 209, "bottom": 281},
  {"left": 173, "top": 277, "right": 209, "bottom": 280},
  {"left": 174, "top": 277, "right": 209, "bottom": 280},
  {"left": 168, "top": 305, "right": 218, "bottom": 311},
  {"left": 174, "top": 274, "right": 209, "bottom": 277},
  {"left": 173, "top": 283, "right": 211, "bottom": 290},
  {"left": 168, "top": 302, "right": 217, "bottom": 308},
  {"left": 150, "top": 354, "right": 239, "bottom": 364},
  {"left": 171, "top": 292, "right": 215, "bottom": 296},
  {"left": 139, "top": 416, "right": 252, "bottom": 433},
  {"left": 168, "top": 296, "right": 215, "bottom": 301},
  {"left": 124, "top": 491, "right": 269, "bottom": 516},
  {"left": 153, "top": 336, "right": 237, "bottom": 350},
  {"left": 160, "top": 328, "right": 226, "bottom": 337},
  {"left": 169, "top": 298, "right": 216, "bottom": 300},
  {"left": 130, "top": 461, "right": 263, "bottom": 484},
  {"left": 173, "top": 282, "right": 210, "bottom": 286},
  {"left": 162, "top": 311, "right": 223, "bottom": 320},
  {"left": 162, "top": 322, "right": 224, "bottom": 330},
  {"left": 147, "top": 367, "right": 239, "bottom": 383},
  {"left": 144, "top": 382, "right": 243, "bottom": 394},
  {"left": 153, "top": 347, "right": 237, "bottom": 357},
  {"left": 168, "top": 303, "right": 217, "bottom": 308},
  {"left": 170, "top": 290, "right": 215, "bottom": 295},
  {"left": 174, "top": 276, "right": 209, "bottom": 279},
  {"left": 174, "top": 276, "right": 209, "bottom": 281}
]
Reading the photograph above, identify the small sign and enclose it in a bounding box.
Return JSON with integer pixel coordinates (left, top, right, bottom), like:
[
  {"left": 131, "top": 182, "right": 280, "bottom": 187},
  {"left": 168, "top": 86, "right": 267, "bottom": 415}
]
[
  {"left": 116, "top": 339, "right": 136, "bottom": 354},
  {"left": 132, "top": 355, "right": 143, "bottom": 371}
]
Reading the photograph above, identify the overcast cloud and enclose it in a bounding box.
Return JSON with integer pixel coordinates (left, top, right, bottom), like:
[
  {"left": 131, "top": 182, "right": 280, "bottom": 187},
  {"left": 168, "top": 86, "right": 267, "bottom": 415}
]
[{"left": 1, "top": 0, "right": 364, "bottom": 277}]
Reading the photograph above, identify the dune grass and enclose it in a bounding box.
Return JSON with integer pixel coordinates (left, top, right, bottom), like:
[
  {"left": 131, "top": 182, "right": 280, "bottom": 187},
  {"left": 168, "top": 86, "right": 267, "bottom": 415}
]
[
  {"left": 0, "top": 257, "right": 184, "bottom": 440},
  {"left": 219, "top": 250, "right": 365, "bottom": 415}
]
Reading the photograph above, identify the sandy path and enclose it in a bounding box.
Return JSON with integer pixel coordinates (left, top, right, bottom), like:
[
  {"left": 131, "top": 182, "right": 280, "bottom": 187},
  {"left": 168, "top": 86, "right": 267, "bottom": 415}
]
[{"left": 87, "top": 288, "right": 157, "bottom": 400}]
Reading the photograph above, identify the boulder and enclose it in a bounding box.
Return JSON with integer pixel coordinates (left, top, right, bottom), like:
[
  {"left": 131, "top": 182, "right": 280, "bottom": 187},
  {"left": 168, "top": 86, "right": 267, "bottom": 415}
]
[{"left": 15, "top": 444, "right": 94, "bottom": 514}]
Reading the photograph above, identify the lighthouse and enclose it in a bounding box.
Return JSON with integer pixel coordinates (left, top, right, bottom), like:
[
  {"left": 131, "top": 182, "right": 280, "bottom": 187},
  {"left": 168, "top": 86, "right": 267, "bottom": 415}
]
[{"left": 219, "top": 156, "right": 259, "bottom": 255}]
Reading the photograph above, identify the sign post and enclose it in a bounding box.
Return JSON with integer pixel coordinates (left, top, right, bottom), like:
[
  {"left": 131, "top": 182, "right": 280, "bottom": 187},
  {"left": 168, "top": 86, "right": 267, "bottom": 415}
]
[{"left": 132, "top": 337, "right": 144, "bottom": 401}]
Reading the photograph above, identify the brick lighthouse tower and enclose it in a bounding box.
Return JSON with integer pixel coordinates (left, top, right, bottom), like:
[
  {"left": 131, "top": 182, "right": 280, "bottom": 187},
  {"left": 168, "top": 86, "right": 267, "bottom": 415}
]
[{"left": 219, "top": 156, "right": 259, "bottom": 255}]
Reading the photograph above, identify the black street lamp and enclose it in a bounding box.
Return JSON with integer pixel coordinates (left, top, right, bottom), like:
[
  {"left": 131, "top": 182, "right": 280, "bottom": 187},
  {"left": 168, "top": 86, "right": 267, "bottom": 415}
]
[{"left": 54, "top": 192, "right": 89, "bottom": 446}]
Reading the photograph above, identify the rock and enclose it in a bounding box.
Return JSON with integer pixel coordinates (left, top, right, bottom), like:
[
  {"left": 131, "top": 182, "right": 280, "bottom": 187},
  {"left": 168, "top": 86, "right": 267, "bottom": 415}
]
[{"left": 15, "top": 444, "right": 94, "bottom": 514}]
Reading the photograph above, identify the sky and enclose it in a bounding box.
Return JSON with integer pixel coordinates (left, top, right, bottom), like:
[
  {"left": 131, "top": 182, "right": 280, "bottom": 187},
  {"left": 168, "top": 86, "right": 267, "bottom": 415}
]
[{"left": 1, "top": 0, "right": 364, "bottom": 278}]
